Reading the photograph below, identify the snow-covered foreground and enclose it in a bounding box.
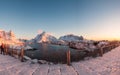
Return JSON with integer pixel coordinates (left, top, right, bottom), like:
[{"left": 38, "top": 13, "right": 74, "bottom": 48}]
[{"left": 0, "top": 46, "right": 120, "bottom": 75}]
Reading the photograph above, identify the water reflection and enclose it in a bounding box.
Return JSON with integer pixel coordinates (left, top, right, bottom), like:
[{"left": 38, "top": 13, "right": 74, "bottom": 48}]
[{"left": 25, "top": 43, "right": 86, "bottom": 63}]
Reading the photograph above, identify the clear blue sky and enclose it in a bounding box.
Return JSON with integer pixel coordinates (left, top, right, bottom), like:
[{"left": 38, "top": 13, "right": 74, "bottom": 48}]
[{"left": 0, "top": 0, "right": 120, "bottom": 40}]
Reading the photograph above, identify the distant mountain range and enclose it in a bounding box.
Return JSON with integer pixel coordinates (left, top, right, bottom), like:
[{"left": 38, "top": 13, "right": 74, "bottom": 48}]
[{"left": 28, "top": 31, "right": 84, "bottom": 46}]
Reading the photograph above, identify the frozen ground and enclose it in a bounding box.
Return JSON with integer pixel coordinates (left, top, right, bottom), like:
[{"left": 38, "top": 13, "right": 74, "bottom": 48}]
[{"left": 0, "top": 46, "right": 120, "bottom": 75}]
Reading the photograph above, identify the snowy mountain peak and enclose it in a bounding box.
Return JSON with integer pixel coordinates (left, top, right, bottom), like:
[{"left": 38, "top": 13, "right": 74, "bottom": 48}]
[
  {"left": 59, "top": 34, "right": 84, "bottom": 42},
  {"left": 34, "top": 31, "right": 57, "bottom": 43}
]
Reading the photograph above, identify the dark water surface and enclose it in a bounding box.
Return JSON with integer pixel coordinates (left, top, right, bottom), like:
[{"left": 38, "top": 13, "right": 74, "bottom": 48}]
[{"left": 25, "top": 43, "right": 86, "bottom": 63}]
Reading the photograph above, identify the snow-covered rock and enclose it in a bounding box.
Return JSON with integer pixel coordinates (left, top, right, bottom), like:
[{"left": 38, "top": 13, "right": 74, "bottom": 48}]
[
  {"left": 57, "top": 40, "right": 68, "bottom": 45},
  {"left": 69, "top": 40, "right": 100, "bottom": 51},
  {"left": 88, "top": 44, "right": 97, "bottom": 51},
  {"left": 97, "top": 41, "right": 109, "bottom": 47},
  {"left": 24, "top": 45, "right": 33, "bottom": 50},
  {"left": 69, "top": 42, "right": 85, "bottom": 50},
  {"left": 23, "top": 56, "right": 32, "bottom": 60},
  {"left": 38, "top": 60, "right": 49, "bottom": 64},
  {"left": 31, "top": 59, "right": 38, "bottom": 64},
  {"left": 75, "top": 42, "right": 85, "bottom": 49}
]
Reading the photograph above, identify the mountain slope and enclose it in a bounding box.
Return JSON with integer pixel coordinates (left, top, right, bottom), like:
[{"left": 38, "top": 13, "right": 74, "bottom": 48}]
[{"left": 34, "top": 31, "right": 58, "bottom": 43}]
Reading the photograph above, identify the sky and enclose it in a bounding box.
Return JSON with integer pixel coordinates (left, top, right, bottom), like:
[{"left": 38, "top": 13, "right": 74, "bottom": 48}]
[{"left": 0, "top": 0, "right": 120, "bottom": 40}]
